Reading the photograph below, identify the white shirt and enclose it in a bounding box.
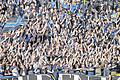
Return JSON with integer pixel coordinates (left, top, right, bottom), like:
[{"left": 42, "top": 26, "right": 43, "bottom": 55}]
[{"left": 12, "top": 68, "right": 19, "bottom": 76}]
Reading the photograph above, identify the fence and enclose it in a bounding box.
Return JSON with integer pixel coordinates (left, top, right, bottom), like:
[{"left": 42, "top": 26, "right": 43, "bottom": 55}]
[
  {"left": 0, "top": 76, "right": 17, "bottom": 80},
  {"left": 0, "top": 74, "right": 120, "bottom": 80}
]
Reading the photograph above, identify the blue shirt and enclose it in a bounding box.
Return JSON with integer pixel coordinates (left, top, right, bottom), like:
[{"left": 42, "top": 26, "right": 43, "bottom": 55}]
[{"left": 0, "top": 66, "right": 4, "bottom": 75}]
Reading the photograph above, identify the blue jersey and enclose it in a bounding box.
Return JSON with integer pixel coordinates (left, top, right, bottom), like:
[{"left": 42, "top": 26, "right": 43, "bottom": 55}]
[{"left": 0, "top": 66, "right": 4, "bottom": 75}]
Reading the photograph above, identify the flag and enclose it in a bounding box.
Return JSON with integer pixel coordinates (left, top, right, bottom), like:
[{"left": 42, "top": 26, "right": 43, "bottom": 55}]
[
  {"left": 62, "top": 3, "right": 69, "bottom": 9},
  {"left": 51, "top": 2, "right": 56, "bottom": 8},
  {"left": 111, "top": 30, "right": 118, "bottom": 36},
  {"left": 83, "top": 0, "right": 87, "bottom": 4},
  {"left": 70, "top": 4, "right": 78, "bottom": 13}
]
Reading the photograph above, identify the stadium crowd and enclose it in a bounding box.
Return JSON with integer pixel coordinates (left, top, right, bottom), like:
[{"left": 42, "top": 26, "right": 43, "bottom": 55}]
[{"left": 0, "top": 0, "right": 120, "bottom": 78}]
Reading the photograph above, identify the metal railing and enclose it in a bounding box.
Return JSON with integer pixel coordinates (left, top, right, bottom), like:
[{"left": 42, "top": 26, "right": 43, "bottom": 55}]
[{"left": 0, "top": 74, "right": 120, "bottom": 80}]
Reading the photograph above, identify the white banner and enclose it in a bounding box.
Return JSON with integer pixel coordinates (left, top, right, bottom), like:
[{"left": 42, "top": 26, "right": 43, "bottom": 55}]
[
  {"left": 101, "top": 77, "right": 106, "bottom": 80},
  {"left": 59, "top": 74, "right": 82, "bottom": 80},
  {"left": 74, "top": 75, "right": 81, "bottom": 80},
  {"left": 17, "top": 74, "right": 114, "bottom": 80}
]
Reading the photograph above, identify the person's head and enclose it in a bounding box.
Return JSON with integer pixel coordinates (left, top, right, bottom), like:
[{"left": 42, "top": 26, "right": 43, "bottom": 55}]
[
  {"left": 0, "top": 60, "right": 3, "bottom": 65},
  {"left": 12, "top": 61, "right": 17, "bottom": 66}
]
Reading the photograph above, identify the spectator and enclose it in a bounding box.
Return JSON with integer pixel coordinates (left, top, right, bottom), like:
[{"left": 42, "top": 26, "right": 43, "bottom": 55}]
[
  {"left": 10, "top": 61, "right": 19, "bottom": 76},
  {"left": 0, "top": 61, "right": 4, "bottom": 76},
  {"left": 0, "top": 0, "right": 120, "bottom": 78}
]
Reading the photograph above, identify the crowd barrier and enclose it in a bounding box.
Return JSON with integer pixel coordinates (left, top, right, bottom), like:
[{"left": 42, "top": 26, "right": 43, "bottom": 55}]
[
  {"left": 0, "top": 76, "right": 17, "bottom": 80},
  {"left": 0, "top": 74, "right": 119, "bottom": 80},
  {"left": 18, "top": 74, "right": 51, "bottom": 80}
]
